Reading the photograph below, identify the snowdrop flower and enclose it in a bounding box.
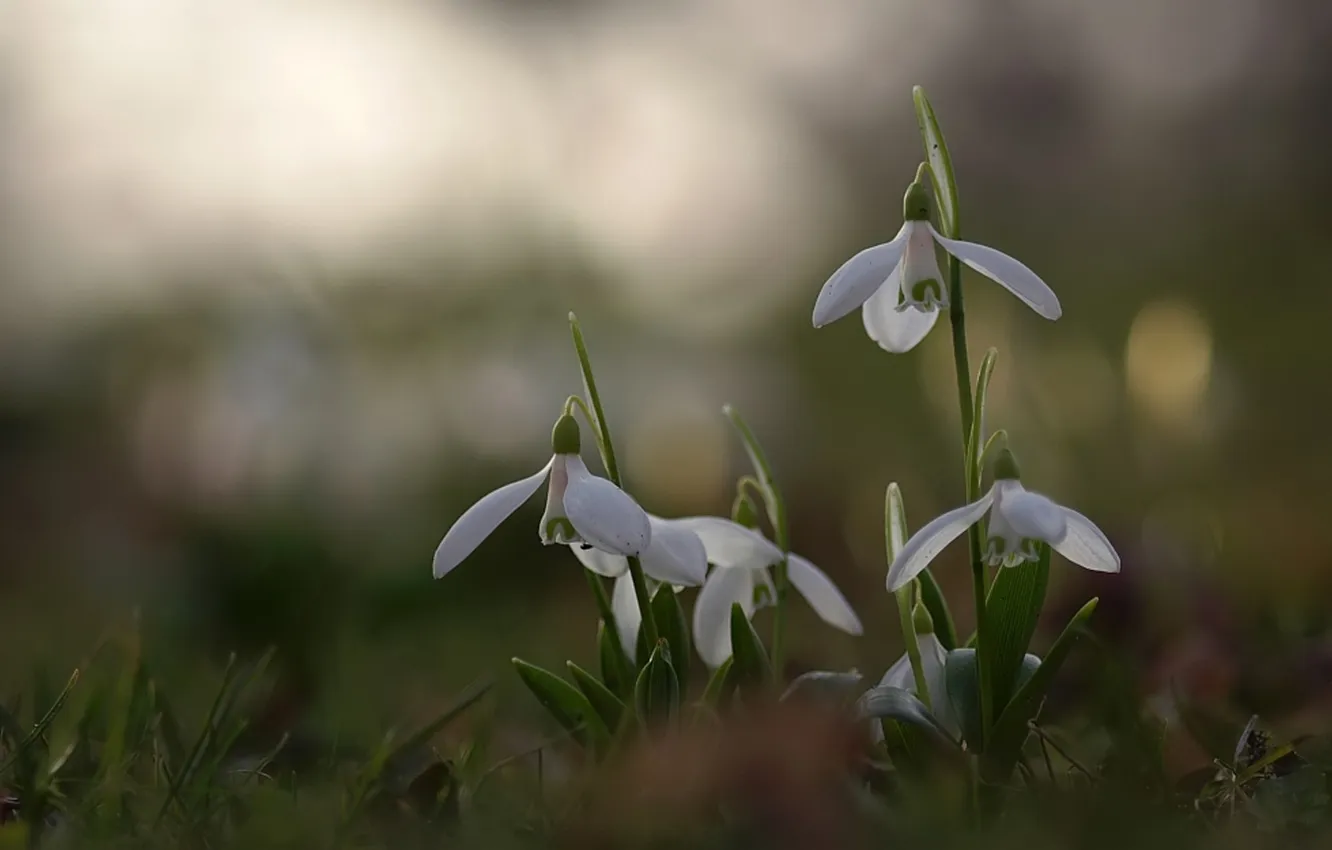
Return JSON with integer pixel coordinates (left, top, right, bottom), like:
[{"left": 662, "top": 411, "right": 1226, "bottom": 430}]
[
  {"left": 671, "top": 517, "right": 863, "bottom": 668},
  {"left": 570, "top": 516, "right": 709, "bottom": 654},
  {"left": 886, "top": 449, "right": 1119, "bottom": 592},
  {"left": 873, "top": 631, "right": 956, "bottom": 738},
  {"left": 432, "top": 415, "right": 650, "bottom": 578},
  {"left": 811, "top": 180, "right": 1062, "bottom": 353}
]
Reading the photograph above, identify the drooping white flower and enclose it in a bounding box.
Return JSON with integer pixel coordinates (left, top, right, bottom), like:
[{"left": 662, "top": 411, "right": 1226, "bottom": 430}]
[
  {"left": 671, "top": 516, "right": 863, "bottom": 668},
  {"left": 812, "top": 180, "right": 1061, "bottom": 353},
  {"left": 873, "top": 632, "right": 957, "bottom": 737},
  {"left": 886, "top": 449, "right": 1119, "bottom": 592},
  {"left": 570, "top": 514, "right": 709, "bottom": 654},
  {"left": 432, "top": 415, "right": 651, "bottom": 578}
]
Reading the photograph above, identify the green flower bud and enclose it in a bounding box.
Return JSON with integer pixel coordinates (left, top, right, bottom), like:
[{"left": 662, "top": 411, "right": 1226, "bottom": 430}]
[
  {"left": 903, "top": 181, "right": 931, "bottom": 222},
  {"left": 551, "top": 414, "right": 581, "bottom": 455},
  {"left": 912, "top": 599, "right": 935, "bottom": 635},
  {"left": 993, "top": 448, "right": 1022, "bottom": 481},
  {"left": 731, "top": 490, "right": 762, "bottom": 530}
]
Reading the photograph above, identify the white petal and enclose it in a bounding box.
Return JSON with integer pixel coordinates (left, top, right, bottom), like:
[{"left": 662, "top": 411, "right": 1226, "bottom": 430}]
[
  {"left": 786, "top": 554, "right": 862, "bottom": 635},
  {"left": 862, "top": 269, "right": 940, "bottom": 353},
  {"left": 432, "top": 458, "right": 552, "bottom": 578},
  {"left": 670, "top": 516, "right": 783, "bottom": 569},
  {"left": 692, "top": 566, "right": 756, "bottom": 668},
  {"left": 561, "top": 456, "right": 651, "bottom": 556},
  {"left": 570, "top": 543, "right": 628, "bottom": 577},
  {"left": 640, "top": 517, "right": 709, "bottom": 586},
  {"left": 886, "top": 489, "right": 995, "bottom": 591},
  {"left": 995, "top": 482, "right": 1067, "bottom": 544},
  {"left": 929, "top": 224, "right": 1062, "bottom": 320},
  {"left": 918, "top": 635, "right": 959, "bottom": 735},
  {"left": 1052, "top": 506, "right": 1121, "bottom": 573},
  {"left": 612, "top": 574, "right": 642, "bottom": 657},
  {"left": 811, "top": 225, "right": 910, "bottom": 327},
  {"left": 878, "top": 652, "right": 915, "bottom": 690}
]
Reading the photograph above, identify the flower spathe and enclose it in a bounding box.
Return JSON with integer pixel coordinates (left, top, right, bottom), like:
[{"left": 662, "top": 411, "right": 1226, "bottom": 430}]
[
  {"left": 432, "top": 415, "right": 651, "bottom": 579},
  {"left": 811, "top": 180, "right": 1062, "bottom": 353},
  {"left": 670, "top": 516, "right": 863, "bottom": 668},
  {"left": 886, "top": 450, "right": 1119, "bottom": 592}
]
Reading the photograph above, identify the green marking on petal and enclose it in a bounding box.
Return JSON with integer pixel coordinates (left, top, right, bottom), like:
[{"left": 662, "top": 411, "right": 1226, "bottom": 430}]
[
  {"left": 544, "top": 517, "right": 578, "bottom": 543},
  {"left": 910, "top": 278, "right": 943, "bottom": 304}
]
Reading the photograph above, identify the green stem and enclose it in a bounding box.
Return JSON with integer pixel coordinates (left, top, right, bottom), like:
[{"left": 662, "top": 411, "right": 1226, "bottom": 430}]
[
  {"left": 894, "top": 586, "right": 931, "bottom": 708},
  {"left": 569, "top": 313, "right": 659, "bottom": 648},
  {"left": 584, "top": 571, "right": 634, "bottom": 684},
  {"left": 723, "top": 406, "right": 790, "bottom": 678},
  {"left": 946, "top": 254, "right": 993, "bottom": 745}
]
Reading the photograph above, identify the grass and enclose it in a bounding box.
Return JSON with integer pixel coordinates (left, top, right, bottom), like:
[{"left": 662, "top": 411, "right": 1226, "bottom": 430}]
[{"left": 3, "top": 622, "right": 1332, "bottom": 850}]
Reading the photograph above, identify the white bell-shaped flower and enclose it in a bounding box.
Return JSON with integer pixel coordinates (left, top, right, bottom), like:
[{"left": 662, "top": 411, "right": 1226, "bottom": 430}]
[
  {"left": 670, "top": 516, "right": 863, "bottom": 668},
  {"left": 871, "top": 632, "right": 957, "bottom": 740},
  {"left": 812, "top": 180, "right": 1061, "bottom": 353},
  {"left": 432, "top": 415, "right": 651, "bottom": 578},
  {"left": 886, "top": 449, "right": 1119, "bottom": 592}
]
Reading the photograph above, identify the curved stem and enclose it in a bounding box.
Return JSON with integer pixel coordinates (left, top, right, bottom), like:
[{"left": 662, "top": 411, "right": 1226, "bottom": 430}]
[
  {"left": 723, "top": 407, "right": 790, "bottom": 676},
  {"left": 947, "top": 254, "right": 993, "bottom": 745},
  {"left": 569, "top": 314, "right": 658, "bottom": 648}
]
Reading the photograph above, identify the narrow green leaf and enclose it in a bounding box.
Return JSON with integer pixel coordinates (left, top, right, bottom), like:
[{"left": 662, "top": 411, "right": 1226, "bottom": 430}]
[
  {"left": 857, "top": 686, "right": 954, "bottom": 744},
  {"left": 728, "top": 604, "right": 772, "bottom": 689},
  {"left": 512, "top": 658, "right": 606, "bottom": 751},
  {"left": 568, "top": 662, "right": 625, "bottom": 733},
  {"left": 912, "top": 85, "right": 959, "bottom": 238},
  {"left": 981, "top": 598, "right": 1098, "bottom": 783},
  {"left": 965, "top": 348, "right": 998, "bottom": 497},
  {"left": 780, "top": 671, "right": 863, "bottom": 705},
  {"left": 0, "top": 669, "right": 79, "bottom": 779},
  {"left": 568, "top": 312, "right": 618, "bottom": 481},
  {"left": 701, "top": 657, "right": 735, "bottom": 708},
  {"left": 633, "top": 642, "right": 679, "bottom": 727},
  {"left": 982, "top": 545, "right": 1050, "bottom": 713},
  {"left": 650, "top": 585, "right": 691, "bottom": 693},
  {"left": 386, "top": 679, "right": 493, "bottom": 768},
  {"left": 943, "top": 649, "right": 985, "bottom": 751},
  {"left": 917, "top": 570, "right": 958, "bottom": 651},
  {"left": 597, "top": 620, "right": 632, "bottom": 698}
]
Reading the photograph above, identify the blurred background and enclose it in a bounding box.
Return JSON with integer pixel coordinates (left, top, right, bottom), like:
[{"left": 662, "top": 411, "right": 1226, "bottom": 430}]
[{"left": 2, "top": 0, "right": 1332, "bottom": 760}]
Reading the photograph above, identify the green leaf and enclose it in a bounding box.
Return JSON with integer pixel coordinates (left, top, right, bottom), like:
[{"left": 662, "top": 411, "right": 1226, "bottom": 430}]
[
  {"left": 0, "top": 669, "right": 79, "bottom": 779},
  {"left": 633, "top": 642, "right": 680, "bottom": 726},
  {"left": 650, "top": 585, "right": 691, "bottom": 693},
  {"left": 511, "top": 658, "right": 607, "bottom": 752},
  {"left": 780, "top": 671, "right": 863, "bottom": 705},
  {"left": 857, "top": 686, "right": 954, "bottom": 744},
  {"left": 568, "top": 662, "right": 626, "bottom": 734},
  {"left": 723, "top": 405, "right": 783, "bottom": 532},
  {"left": 728, "top": 604, "right": 772, "bottom": 689},
  {"left": 965, "top": 348, "right": 998, "bottom": 497},
  {"left": 981, "top": 545, "right": 1050, "bottom": 713},
  {"left": 1247, "top": 765, "right": 1330, "bottom": 829},
  {"left": 385, "top": 679, "right": 492, "bottom": 770},
  {"left": 912, "top": 85, "right": 959, "bottom": 238},
  {"left": 597, "top": 620, "right": 631, "bottom": 698},
  {"left": 981, "top": 598, "right": 1098, "bottom": 783},
  {"left": 701, "top": 657, "right": 735, "bottom": 708},
  {"left": 917, "top": 570, "right": 957, "bottom": 651},
  {"left": 943, "top": 649, "right": 985, "bottom": 751}
]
